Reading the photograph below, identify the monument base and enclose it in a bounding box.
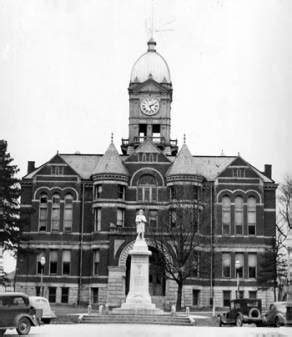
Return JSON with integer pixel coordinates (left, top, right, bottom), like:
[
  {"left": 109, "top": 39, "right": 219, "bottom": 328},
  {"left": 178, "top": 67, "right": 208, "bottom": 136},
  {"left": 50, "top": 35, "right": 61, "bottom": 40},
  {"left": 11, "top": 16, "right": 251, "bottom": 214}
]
[{"left": 113, "top": 237, "right": 163, "bottom": 315}]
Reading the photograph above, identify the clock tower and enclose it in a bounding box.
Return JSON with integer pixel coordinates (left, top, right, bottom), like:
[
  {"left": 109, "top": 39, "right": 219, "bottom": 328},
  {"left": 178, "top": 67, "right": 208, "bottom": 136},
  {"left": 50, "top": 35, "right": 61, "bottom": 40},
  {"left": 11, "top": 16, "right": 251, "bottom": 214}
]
[{"left": 121, "top": 39, "right": 177, "bottom": 155}]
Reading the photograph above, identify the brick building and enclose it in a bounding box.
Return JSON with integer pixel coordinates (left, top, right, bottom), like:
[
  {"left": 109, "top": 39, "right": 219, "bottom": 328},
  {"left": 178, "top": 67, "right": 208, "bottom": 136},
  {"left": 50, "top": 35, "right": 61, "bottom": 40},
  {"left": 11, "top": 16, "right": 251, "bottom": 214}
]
[{"left": 16, "top": 39, "right": 277, "bottom": 309}]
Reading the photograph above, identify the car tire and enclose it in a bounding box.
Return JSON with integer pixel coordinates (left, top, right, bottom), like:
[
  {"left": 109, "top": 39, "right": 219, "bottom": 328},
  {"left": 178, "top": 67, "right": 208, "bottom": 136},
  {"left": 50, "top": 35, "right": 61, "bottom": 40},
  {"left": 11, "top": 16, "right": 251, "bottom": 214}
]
[
  {"left": 16, "top": 317, "right": 31, "bottom": 335},
  {"left": 248, "top": 307, "right": 261, "bottom": 319},
  {"left": 236, "top": 314, "right": 243, "bottom": 327},
  {"left": 274, "top": 317, "right": 281, "bottom": 327},
  {"left": 0, "top": 329, "right": 6, "bottom": 337}
]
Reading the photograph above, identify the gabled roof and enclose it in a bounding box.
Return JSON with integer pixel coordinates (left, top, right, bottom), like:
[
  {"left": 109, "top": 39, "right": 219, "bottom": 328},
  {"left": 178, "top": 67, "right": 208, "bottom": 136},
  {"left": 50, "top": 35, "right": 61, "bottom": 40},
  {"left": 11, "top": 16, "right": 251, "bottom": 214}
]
[
  {"left": 92, "top": 142, "right": 128, "bottom": 176},
  {"left": 193, "top": 156, "right": 236, "bottom": 180},
  {"left": 61, "top": 154, "right": 101, "bottom": 179},
  {"left": 135, "top": 139, "right": 161, "bottom": 153},
  {"left": 166, "top": 143, "right": 198, "bottom": 176}
]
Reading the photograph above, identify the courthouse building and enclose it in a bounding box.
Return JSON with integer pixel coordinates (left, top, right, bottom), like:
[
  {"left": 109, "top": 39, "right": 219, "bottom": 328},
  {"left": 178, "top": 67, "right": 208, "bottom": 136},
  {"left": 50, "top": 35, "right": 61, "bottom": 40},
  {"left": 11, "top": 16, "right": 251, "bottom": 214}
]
[{"left": 16, "top": 39, "right": 277, "bottom": 309}]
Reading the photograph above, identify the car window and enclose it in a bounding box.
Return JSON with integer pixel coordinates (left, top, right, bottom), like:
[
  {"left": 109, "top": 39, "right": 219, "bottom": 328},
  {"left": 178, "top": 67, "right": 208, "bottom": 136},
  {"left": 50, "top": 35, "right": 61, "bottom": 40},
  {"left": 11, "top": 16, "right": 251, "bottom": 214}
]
[
  {"left": 0, "top": 298, "right": 9, "bottom": 307},
  {"left": 11, "top": 297, "right": 26, "bottom": 306}
]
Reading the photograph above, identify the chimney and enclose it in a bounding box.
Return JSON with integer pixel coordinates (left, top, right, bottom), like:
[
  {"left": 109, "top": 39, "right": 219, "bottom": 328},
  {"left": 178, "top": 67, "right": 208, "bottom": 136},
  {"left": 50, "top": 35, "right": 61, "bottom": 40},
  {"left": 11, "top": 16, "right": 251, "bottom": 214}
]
[
  {"left": 27, "top": 161, "right": 35, "bottom": 174},
  {"left": 264, "top": 164, "right": 272, "bottom": 179}
]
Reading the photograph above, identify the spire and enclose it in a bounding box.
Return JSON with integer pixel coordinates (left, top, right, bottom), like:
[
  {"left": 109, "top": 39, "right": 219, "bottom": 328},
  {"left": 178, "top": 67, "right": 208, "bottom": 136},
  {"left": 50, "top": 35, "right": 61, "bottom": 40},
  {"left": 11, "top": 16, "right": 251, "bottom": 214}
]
[
  {"left": 166, "top": 143, "right": 197, "bottom": 176},
  {"left": 147, "top": 38, "right": 156, "bottom": 52},
  {"left": 111, "top": 132, "right": 114, "bottom": 144},
  {"left": 92, "top": 142, "right": 128, "bottom": 176},
  {"left": 183, "top": 134, "right": 186, "bottom": 144}
]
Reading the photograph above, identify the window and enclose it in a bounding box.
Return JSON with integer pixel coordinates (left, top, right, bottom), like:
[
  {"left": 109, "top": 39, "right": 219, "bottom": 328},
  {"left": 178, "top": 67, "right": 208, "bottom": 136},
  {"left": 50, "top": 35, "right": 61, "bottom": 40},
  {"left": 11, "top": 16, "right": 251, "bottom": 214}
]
[
  {"left": 222, "top": 253, "right": 231, "bottom": 278},
  {"left": 117, "top": 208, "right": 125, "bottom": 227},
  {"left": 247, "top": 197, "right": 256, "bottom": 235},
  {"left": 223, "top": 290, "right": 231, "bottom": 307},
  {"left": 234, "top": 197, "right": 243, "bottom": 235},
  {"left": 169, "top": 209, "right": 177, "bottom": 227},
  {"left": 192, "top": 289, "right": 200, "bottom": 306},
  {"left": 93, "top": 250, "right": 100, "bottom": 275},
  {"left": 64, "top": 194, "right": 73, "bottom": 232},
  {"left": 232, "top": 168, "right": 246, "bottom": 177},
  {"left": 35, "top": 286, "right": 40, "bottom": 296},
  {"left": 169, "top": 186, "right": 176, "bottom": 200},
  {"left": 236, "top": 290, "right": 244, "bottom": 299},
  {"left": 62, "top": 250, "right": 71, "bottom": 275},
  {"left": 49, "top": 251, "right": 58, "bottom": 275},
  {"left": 137, "top": 174, "right": 157, "bottom": 202},
  {"left": 94, "top": 184, "right": 102, "bottom": 199},
  {"left": 248, "top": 254, "right": 257, "bottom": 278},
  {"left": 149, "top": 210, "right": 158, "bottom": 229},
  {"left": 39, "top": 193, "right": 48, "bottom": 231},
  {"left": 235, "top": 253, "right": 244, "bottom": 278},
  {"left": 193, "top": 186, "right": 198, "bottom": 200},
  {"left": 118, "top": 185, "right": 125, "bottom": 199},
  {"left": 222, "top": 196, "right": 231, "bottom": 235},
  {"left": 94, "top": 208, "right": 101, "bottom": 231},
  {"left": 51, "top": 193, "right": 61, "bottom": 231},
  {"left": 138, "top": 124, "right": 147, "bottom": 140},
  {"left": 61, "top": 287, "right": 69, "bottom": 303},
  {"left": 152, "top": 124, "right": 161, "bottom": 141},
  {"left": 51, "top": 166, "right": 64, "bottom": 175},
  {"left": 48, "top": 287, "right": 56, "bottom": 303},
  {"left": 249, "top": 291, "right": 257, "bottom": 299},
  {"left": 92, "top": 288, "right": 99, "bottom": 304}
]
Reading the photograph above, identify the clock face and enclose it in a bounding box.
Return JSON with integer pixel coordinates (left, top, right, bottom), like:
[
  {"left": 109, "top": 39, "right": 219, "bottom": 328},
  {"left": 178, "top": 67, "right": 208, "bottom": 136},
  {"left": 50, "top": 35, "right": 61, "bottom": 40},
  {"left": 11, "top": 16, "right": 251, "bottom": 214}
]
[{"left": 140, "top": 97, "right": 160, "bottom": 115}]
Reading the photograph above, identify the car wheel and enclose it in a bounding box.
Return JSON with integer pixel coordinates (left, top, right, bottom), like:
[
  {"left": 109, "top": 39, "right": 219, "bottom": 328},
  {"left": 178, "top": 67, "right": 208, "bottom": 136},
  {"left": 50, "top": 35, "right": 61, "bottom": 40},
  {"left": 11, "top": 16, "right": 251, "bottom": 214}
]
[
  {"left": 0, "top": 329, "right": 6, "bottom": 337},
  {"left": 236, "top": 315, "right": 243, "bottom": 327},
  {"left": 16, "top": 317, "right": 31, "bottom": 335},
  {"left": 275, "top": 317, "right": 281, "bottom": 328}
]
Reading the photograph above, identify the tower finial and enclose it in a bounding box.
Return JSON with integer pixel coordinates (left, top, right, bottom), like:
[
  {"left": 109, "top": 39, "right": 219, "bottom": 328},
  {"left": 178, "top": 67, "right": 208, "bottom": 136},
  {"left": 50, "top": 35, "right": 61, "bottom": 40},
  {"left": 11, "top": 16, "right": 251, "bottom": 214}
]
[
  {"left": 111, "top": 132, "right": 114, "bottom": 144},
  {"left": 183, "top": 134, "right": 186, "bottom": 144}
]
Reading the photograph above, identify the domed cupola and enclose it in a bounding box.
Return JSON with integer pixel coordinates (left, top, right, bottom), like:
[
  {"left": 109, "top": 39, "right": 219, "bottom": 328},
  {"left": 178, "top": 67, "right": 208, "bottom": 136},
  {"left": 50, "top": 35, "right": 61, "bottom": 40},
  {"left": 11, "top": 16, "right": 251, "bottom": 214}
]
[
  {"left": 130, "top": 38, "right": 171, "bottom": 84},
  {"left": 166, "top": 143, "right": 204, "bottom": 184},
  {"left": 92, "top": 141, "right": 128, "bottom": 183}
]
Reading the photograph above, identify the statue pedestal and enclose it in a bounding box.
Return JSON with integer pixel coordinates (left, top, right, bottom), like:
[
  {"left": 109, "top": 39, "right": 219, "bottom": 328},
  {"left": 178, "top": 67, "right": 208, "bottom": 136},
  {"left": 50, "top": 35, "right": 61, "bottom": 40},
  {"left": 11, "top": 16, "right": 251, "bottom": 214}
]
[{"left": 113, "top": 237, "right": 162, "bottom": 314}]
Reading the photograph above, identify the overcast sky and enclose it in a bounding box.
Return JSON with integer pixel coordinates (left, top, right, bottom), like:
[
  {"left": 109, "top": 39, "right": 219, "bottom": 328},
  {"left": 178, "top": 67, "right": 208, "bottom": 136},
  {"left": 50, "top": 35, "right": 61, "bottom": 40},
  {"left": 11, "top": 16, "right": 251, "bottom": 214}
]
[{"left": 0, "top": 0, "right": 292, "bottom": 184}]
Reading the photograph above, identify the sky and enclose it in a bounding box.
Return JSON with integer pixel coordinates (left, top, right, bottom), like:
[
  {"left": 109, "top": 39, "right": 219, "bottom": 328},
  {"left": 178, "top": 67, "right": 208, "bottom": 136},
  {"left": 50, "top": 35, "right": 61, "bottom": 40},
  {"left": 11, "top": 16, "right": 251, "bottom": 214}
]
[{"left": 0, "top": 0, "right": 291, "bottom": 185}]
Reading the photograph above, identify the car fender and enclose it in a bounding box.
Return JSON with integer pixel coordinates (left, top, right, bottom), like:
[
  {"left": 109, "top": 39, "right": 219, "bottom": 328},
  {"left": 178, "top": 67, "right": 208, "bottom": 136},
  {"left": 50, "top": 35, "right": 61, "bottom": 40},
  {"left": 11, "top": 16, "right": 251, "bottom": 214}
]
[{"left": 14, "top": 313, "right": 38, "bottom": 327}]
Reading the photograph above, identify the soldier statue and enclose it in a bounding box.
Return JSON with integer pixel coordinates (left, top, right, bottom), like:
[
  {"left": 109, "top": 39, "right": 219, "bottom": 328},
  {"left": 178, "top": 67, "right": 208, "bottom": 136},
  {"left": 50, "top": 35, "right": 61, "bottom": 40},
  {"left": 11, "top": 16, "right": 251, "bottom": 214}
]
[{"left": 135, "top": 209, "right": 147, "bottom": 240}]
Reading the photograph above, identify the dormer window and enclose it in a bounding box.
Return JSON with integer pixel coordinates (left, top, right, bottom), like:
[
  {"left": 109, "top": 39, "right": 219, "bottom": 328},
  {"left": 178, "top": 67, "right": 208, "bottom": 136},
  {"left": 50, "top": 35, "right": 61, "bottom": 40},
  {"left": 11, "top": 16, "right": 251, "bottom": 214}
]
[{"left": 51, "top": 166, "right": 64, "bottom": 176}]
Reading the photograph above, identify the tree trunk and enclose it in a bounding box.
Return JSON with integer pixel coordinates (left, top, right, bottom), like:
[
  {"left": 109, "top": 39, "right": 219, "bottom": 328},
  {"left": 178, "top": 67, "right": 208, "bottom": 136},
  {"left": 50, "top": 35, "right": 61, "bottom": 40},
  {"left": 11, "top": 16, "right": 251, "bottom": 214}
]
[{"left": 176, "top": 281, "right": 183, "bottom": 311}]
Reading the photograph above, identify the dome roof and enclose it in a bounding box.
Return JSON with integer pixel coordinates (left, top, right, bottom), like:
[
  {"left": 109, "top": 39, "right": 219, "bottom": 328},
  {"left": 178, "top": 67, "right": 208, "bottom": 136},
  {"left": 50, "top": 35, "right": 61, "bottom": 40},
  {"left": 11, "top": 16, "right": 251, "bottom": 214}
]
[{"left": 130, "top": 39, "right": 171, "bottom": 84}]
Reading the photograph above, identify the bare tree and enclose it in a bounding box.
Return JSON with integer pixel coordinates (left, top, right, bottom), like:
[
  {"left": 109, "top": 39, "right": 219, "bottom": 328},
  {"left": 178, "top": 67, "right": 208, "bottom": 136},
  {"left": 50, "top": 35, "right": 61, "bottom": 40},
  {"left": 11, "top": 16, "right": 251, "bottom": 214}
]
[{"left": 149, "top": 186, "right": 210, "bottom": 311}]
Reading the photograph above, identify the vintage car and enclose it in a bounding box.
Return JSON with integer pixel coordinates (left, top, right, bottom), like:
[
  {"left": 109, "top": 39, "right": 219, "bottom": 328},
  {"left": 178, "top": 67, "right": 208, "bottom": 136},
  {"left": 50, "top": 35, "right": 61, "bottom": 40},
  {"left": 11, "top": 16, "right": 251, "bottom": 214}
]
[
  {"left": 29, "top": 296, "right": 56, "bottom": 324},
  {"left": 0, "top": 292, "right": 42, "bottom": 335},
  {"left": 218, "top": 298, "right": 262, "bottom": 327}
]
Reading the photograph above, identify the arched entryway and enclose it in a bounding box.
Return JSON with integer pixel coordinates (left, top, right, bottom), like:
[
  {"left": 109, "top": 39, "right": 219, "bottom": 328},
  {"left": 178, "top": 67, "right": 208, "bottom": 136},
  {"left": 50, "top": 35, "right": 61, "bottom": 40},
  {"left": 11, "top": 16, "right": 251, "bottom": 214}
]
[{"left": 125, "top": 246, "right": 166, "bottom": 296}]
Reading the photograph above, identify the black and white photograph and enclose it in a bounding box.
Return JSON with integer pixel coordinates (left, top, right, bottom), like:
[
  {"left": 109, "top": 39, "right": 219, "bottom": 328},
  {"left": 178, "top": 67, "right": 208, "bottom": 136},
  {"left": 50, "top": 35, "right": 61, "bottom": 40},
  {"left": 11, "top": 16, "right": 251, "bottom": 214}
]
[{"left": 0, "top": 1, "right": 292, "bottom": 336}]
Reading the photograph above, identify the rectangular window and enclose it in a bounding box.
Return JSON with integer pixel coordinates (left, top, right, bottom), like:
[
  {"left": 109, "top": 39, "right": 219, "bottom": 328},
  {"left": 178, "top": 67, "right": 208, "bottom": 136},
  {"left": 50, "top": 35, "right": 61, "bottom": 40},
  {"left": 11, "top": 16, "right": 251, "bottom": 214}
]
[
  {"left": 235, "top": 210, "right": 243, "bottom": 235},
  {"left": 95, "top": 185, "right": 102, "bottom": 199},
  {"left": 64, "top": 202, "right": 73, "bottom": 232},
  {"left": 248, "top": 254, "right": 257, "bottom": 278},
  {"left": 61, "top": 287, "right": 69, "bottom": 304},
  {"left": 249, "top": 291, "right": 257, "bottom": 299},
  {"left": 137, "top": 187, "right": 157, "bottom": 202},
  {"left": 48, "top": 287, "right": 56, "bottom": 303},
  {"left": 39, "top": 208, "right": 48, "bottom": 231},
  {"left": 192, "top": 289, "right": 200, "bottom": 306},
  {"left": 36, "top": 254, "right": 45, "bottom": 274},
  {"left": 117, "top": 208, "right": 125, "bottom": 227},
  {"left": 51, "top": 205, "right": 60, "bottom": 232},
  {"left": 169, "top": 209, "right": 176, "bottom": 227},
  {"left": 193, "top": 186, "right": 198, "bottom": 200},
  {"left": 235, "top": 253, "right": 244, "bottom": 278},
  {"left": 62, "top": 250, "right": 71, "bottom": 275},
  {"left": 35, "top": 286, "right": 40, "bottom": 296},
  {"left": 223, "top": 290, "right": 231, "bottom": 307},
  {"left": 232, "top": 168, "right": 246, "bottom": 177},
  {"left": 49, "top": 251, "right": 58, "bottom": 275},
  {"left": 94, "top": 208, "right": 101, "bottom": 231},
  {"left": 169, "top": 186, "right": 176, "bottom": 200},
  {"left": 149, "top": 210, "right": 158, "bottom": 230},
  {"left": 118, "top": 185, "right": 125, "bottom": 199},
  {"left": 222, "top": 253, "right": 231, "bottom": 278},
  {"left": 93, "top": 251, "right": 100, "bottom": 275},
  {"left": 51, "top": 166, "right": 64, "bottom": 175},
  {"left": 92, "top": 288, "right": 99, "bottom": 304},
  {"left": 248, "top": 223, "right": 256, "bottom": 235},
  {"left": 236, "top": 290, "right": 244, "bottom": 299},
  {"left": 137, "top": 188, "right": 143, "bottom": 201}
]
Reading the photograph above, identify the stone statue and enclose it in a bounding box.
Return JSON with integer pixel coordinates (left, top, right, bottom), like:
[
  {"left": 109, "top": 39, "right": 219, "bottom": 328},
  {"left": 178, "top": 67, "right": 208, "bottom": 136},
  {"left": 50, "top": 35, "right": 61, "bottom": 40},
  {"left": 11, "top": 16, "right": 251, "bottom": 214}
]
[{"left": 135, "top": 209, "right": 147, "bottom": 240}]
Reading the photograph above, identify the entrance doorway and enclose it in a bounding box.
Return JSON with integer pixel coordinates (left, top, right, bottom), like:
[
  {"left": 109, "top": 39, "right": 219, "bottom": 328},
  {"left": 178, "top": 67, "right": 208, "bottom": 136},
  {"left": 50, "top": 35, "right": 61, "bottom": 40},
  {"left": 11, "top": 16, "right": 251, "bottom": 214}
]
[{"left": 125, "top": 246, "right": 166, "bottom": 296}]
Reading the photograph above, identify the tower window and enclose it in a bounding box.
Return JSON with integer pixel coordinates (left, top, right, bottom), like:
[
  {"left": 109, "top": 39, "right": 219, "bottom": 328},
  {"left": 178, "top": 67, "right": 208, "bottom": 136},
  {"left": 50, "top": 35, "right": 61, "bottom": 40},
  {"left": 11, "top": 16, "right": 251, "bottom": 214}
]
[
  {"left": 139, "top": 124, "right": 147, "bottom": 140},
  {"left": 152, "top": 125, "right": 161, "bottom": 142}
]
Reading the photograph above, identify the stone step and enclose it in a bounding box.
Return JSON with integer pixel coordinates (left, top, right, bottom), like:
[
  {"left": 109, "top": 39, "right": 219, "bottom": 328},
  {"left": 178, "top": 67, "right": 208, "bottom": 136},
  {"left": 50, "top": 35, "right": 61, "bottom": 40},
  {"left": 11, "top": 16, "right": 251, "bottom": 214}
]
[{"left": 80, "top": 314, "right": 193, "bottom": 326}]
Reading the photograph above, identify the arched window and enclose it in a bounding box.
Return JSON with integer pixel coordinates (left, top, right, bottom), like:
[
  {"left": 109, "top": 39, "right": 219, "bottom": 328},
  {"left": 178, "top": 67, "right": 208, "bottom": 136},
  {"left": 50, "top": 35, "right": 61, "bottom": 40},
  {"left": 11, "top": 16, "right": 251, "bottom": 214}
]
[
  {"left": 137, "top": 174, "right": 157, "bottom": 202},
  {"left": 64, "top": 194, "right": 73, "bottom": 232},
  {"left": 234, "top": 197, "right": 244, "bottom": 235},
  {"left": 222, "top": 196, "right": 231, "bottom": 235},
  {"left": 247, "top": 197, "right": 257, "bottom": 235},
  {"left": 39, "top": 193, "right": 48, "bottom": 232},
  {"left": 51, "top": 193, "right": 61, "bottom": 232}
]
